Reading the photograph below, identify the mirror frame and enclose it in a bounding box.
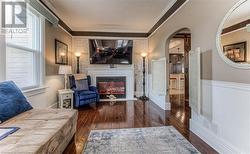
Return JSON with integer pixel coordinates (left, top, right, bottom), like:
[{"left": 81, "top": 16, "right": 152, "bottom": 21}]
[{"left": 216, "top": 0, "right": 250, "bottom": 69}]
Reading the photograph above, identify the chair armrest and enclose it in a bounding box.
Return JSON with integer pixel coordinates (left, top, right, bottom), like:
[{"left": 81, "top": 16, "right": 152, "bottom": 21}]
[
  {"left": 71, "top": 89, "right": 82, "bottom": 95},
  {"left": 89, "top": 86, "right": 98, "bottom": 93}
]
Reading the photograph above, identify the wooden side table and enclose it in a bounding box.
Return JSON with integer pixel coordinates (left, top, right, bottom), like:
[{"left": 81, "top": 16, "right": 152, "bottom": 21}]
[{"left": 58, "top": 89, "right": 74, "bottom": 109}]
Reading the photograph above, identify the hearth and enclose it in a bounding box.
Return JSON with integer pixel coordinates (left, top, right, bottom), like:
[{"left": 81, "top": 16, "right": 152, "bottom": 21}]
[{"left": 96, "top": 76, "right": 126, "bottom": 99}]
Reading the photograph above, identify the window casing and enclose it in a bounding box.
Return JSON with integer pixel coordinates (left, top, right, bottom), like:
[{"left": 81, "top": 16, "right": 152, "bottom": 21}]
[{"left": 5, "top": 5, "right": 44, "bottom": 90}]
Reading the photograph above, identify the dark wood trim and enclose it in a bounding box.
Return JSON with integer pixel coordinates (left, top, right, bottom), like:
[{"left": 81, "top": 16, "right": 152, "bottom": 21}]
[
  {"left": 71, "top": 31, "right": 148, "bottom": 37},
  {"left": 172, "top": 33, "right": 191, "bottom": 38},
  {"left": 222, "top": 19, "right": 250, "bottom": 34},
  {"left": 38, "top": 0, "right": 73, "bottom": 34},
  {"left": 58, "top": 20, "right": 73, "bottom": 34},
  {"left": 183, "top": 34, "right": 191, "bottom": 108},
  {"left": 148, "top": 0, "right": 187, "bottom": 35},
  {"left": 39, "top": 0, "right": 187, "bottom": 37}
]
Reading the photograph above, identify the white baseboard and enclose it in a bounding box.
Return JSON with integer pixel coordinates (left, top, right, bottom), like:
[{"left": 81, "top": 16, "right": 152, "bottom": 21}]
[
  {"left": 135, "top": 91, "right": 143, "bottom": 97},
  {"left": 149, "top": 92, "right": 170, "bottom": 110},
  {"left": 148, "top": 74, "right": 170, "bottom": 110},
  {"left": 191, "top": 79, "right": 250, "bottom": 154},
  {"left": 165, "top": 102, "right": 171, "bottom": 110},
  {"left": 190, "top": 118, "right": 240, "bottom": 154}
]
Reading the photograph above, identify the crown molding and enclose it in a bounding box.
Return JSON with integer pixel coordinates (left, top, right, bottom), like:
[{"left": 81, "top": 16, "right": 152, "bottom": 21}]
[
  {"left": 39, "top": 0, "right": 187, "bottom": 37},
  {"left": 71, "top": 31, "right": 148, "bottom": 37},
  {"left": 222, "top": 19, "right": 250, "bottom": 34},
  {"left": 148, "top": 0, "right": 186, "bottom": 35}
]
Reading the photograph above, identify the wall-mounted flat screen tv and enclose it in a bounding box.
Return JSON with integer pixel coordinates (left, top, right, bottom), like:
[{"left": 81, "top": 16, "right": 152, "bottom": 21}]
[{"left": 89, "top": 39, "right": 133, "bottom": 64}]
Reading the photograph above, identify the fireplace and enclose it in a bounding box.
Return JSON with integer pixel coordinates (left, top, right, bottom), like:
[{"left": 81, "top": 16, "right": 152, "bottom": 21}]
[
  {"left": 87, "top": 67, "right": 134, "bottom": 100},
  {"left": 96, "top": 76, "right": 126, "bottom": 99}
]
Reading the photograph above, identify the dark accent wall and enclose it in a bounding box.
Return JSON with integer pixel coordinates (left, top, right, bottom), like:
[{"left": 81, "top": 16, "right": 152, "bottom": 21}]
[{"left": 45, "top": 20, "right": 72, "bottom": 75}]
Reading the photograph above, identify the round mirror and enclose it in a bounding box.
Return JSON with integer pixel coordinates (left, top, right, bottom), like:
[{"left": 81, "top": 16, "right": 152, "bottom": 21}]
[{"left": 217, "top": 0, "right": 250, "bottom": 69}]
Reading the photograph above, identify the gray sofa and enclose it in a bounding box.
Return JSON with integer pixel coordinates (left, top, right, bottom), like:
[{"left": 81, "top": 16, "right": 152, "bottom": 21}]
[{"left": 0, "top": 109, "right": 78, "bottom": 154}]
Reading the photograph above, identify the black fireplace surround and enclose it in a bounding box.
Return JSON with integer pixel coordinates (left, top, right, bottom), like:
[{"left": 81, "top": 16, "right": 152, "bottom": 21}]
[{"left": 96, "top": 76, "right": 126, "bottom": 99}]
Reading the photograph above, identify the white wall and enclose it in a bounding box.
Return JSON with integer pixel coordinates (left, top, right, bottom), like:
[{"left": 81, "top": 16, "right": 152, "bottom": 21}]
[
  {"left": 72, "top": 36, "right": 149, "bottom": 97},
  {"left": 24, "top": 76, "right": 64, "bottom": 108},
  {"left": 0, "top": 35, "right": 6, "bottom": 81}
]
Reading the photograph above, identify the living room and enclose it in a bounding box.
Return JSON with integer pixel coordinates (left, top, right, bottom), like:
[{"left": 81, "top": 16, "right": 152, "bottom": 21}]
[{"left": 0, "top": 0, "right": 250, "bottom": 154}]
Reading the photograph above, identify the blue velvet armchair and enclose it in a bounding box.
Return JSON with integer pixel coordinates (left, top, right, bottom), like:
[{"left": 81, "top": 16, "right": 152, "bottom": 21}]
[{"left": 69, "top": 75, "right": 99, "bottom": 108}]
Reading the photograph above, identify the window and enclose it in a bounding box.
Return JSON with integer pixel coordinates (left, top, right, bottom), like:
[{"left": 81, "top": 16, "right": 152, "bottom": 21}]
[{"left": 5, "top": 6, "right": 43, "bottom": 90}]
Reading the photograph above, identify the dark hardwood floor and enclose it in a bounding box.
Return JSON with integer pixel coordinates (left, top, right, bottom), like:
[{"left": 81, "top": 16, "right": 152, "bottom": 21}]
[{"left": 64, "top": 98, "right": 218, "bottom": 154}]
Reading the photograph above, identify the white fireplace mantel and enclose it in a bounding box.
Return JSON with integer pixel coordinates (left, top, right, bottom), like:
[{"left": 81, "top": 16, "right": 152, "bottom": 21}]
[{"left": 87, "top": 66, "right": 135, "bottom": 101}]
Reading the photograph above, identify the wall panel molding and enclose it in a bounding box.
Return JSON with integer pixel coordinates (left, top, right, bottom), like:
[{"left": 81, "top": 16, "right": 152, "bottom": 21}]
[{"left": 191, "top": 79, "right": 250, "bottom": 154}]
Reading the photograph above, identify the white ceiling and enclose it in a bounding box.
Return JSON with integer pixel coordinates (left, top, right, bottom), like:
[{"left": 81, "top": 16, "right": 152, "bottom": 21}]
[
  {"left": 43, "top": 0, "right": 177, "bottom": 32},
  {"left": 224, "top": 0, "right": 250, "bottom": 28}
]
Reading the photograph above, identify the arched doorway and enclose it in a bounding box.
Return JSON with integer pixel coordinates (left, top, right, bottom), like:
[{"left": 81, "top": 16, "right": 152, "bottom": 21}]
[{"left": 166, "top": 28, "right": 191, "bottom": 111}]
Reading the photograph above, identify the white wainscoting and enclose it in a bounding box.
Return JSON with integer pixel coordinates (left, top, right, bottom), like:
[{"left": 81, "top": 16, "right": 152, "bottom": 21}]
[
  {"left": 148, "top": 74, "right": 171, "bottom": 110},
  {"left": 189, "top": 48, "right": 201, "bottom": 114},
  {"left": 87, "top": 66, "right": 135, "bottom": 101},
  {"left": 190, "top": 79, "right": 250, "bottom": 154},
  {"left": 148, "top": 58, "right": 171, "bottom": 110}
]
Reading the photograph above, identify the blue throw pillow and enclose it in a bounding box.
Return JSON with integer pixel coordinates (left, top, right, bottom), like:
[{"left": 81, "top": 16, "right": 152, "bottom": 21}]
[
  {"left": 0, "top": 81, "right": 33, "bottom": 123},
  {"left": 75, "top": 79, "right": 89, "bottom": 91}
]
